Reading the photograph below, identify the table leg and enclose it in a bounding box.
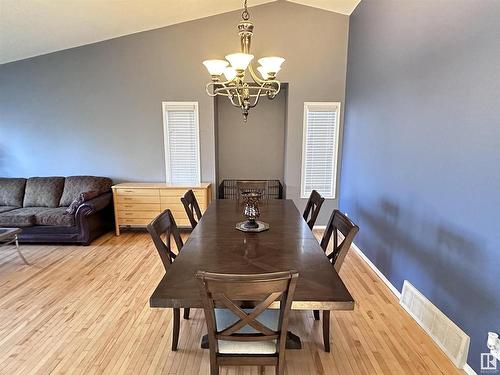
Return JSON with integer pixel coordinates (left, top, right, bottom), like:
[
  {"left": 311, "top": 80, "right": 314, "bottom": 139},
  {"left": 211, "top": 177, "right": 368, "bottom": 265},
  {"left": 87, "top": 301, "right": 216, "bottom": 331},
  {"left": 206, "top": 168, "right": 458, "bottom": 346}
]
[
  {"left": 172, "top": 308, "right": 180, "bottom": 351},
  {"left": 15, "top": 235, "right": 29, "bottom": 265},
  {"left": 322, "top": 310, "right": 330, "bottom": 352}
]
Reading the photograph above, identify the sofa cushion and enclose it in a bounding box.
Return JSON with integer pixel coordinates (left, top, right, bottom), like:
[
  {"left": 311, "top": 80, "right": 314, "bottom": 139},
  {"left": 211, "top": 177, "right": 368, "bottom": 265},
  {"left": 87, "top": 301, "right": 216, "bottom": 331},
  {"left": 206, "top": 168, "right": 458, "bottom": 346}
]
[
  {"left": 34, "top": 207, "right": 75, "bottom": 227},
  {"left": 0, "top": 206, "right": 18, "bottom": 214},
  {"left": 23, "top": 177, "right": 65, "bottom": 208},
  {"left": 59, "top": 176, "right": 112, "bottom": 207},
  {"left": 0, "top": 178, "right": 26, "bottom": 206},
  {"left": 0, "top": 207, "right": 49, "bottom": 227}
]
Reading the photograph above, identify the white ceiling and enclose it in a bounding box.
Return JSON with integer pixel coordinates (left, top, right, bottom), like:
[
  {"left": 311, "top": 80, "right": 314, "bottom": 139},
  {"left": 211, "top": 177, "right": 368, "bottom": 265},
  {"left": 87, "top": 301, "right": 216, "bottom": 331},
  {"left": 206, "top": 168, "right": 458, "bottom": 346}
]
[{"left": 0, "top": 0, "right": 361, "bottom": 64}]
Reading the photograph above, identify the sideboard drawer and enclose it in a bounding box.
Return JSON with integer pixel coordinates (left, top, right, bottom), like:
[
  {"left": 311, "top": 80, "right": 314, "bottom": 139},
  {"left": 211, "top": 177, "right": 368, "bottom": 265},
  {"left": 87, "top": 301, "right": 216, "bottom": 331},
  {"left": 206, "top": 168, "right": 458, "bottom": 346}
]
[
  {"left": 117, "top": 203, "right": 161, "bottom": 211},
  {"left": 116, "top": 195, "right": 160, "bottom": 204},
  {"left": 160, "top": 195, "right": 207, "bottom": 205},
  {"left": 118, "top": 211, "right": 159, "bottom": 220},
  {"left": 115, "top": 188, "right": 160, "bottom": 196},
  {"left": 118, "top": 218, "right": 154, "bottom": 226}
]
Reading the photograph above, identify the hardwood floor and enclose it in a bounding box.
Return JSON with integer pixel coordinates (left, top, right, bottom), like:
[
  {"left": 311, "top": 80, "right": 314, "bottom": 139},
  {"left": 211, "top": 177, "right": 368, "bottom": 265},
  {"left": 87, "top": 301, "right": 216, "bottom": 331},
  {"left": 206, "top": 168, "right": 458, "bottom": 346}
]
[{"left": 0, "top": 230, "right": 465, "bottom": 374}]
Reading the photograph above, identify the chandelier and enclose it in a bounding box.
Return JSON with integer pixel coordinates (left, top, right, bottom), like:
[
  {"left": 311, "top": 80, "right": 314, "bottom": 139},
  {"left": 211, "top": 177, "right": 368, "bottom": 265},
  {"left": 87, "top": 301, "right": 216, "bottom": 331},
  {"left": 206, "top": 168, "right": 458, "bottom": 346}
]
[{"left": 202, "top": 0, "right": 285, "bottom": 122}]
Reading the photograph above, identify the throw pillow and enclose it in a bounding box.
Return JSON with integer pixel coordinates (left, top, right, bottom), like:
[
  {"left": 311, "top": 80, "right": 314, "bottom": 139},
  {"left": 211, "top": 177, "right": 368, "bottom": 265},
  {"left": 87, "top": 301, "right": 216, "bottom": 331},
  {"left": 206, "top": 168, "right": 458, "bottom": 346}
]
[{"left": 65, "top": 191, "right": 100, "bottom": 215}]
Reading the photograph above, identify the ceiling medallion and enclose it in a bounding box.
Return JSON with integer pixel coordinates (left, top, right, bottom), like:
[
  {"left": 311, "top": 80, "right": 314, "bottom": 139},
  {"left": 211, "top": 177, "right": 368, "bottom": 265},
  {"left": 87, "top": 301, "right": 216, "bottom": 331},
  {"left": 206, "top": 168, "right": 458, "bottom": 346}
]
[{"left": 202, "top": 0, "right": 285, "bottom": 122}]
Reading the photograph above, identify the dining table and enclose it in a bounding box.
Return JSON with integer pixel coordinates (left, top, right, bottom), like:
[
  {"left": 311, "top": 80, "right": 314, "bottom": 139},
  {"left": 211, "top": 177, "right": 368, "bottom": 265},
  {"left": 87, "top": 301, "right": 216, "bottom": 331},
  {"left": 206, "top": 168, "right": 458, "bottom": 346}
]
[{"left": 149, "top": 199, "right": 355, "bottom": 352}]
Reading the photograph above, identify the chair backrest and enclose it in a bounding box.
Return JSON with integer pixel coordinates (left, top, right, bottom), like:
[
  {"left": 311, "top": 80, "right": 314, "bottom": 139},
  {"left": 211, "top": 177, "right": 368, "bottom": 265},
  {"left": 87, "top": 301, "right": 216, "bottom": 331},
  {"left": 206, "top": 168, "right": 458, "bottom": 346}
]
[
  {"left": 181, "top": 189, "right": 203, "bottom": 229},
  {"left": 147, "top": 209, "right": 184, "bottom": 271},
  {"left": 320, "top": 210, "right": 359, "bottom": 272},
  {"left": 196, "top": 270, "right": 298, "bottom": 356},
  {"left": 236, "top": 180, "right": 268, "bottom": 201},
  {"left": 302, "top": 190, "right": 325, "bottom": 229}
]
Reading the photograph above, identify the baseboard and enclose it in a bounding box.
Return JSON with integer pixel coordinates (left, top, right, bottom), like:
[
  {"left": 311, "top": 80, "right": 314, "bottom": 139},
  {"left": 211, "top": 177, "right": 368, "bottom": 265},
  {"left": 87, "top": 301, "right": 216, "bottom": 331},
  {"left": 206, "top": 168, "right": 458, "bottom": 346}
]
[
  {"left": 463, "top": 364, "right": 478, "bottom": 375},
  {"left": 349, "top": 240, "right": 477, "bottom": 374}
]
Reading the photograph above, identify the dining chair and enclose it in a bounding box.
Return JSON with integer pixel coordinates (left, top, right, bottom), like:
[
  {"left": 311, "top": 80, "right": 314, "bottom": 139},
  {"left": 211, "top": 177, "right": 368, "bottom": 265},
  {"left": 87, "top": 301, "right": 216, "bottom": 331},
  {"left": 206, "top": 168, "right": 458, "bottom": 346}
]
[
  {"left": 302, "top": 190, "right": 325, "bottom": 230},
  {"left": 196, "top": 270, "right": 299, "bottom": 375},
  {"left": 181, "top": 189, "right": 203, "bottom": 229},
  {"left": 236, "top": 180, "right": 268, "bottom": 202},
  {"left": 313, "top": 209, "right": 359, "bottom": 321},
  {"left": 147, "top": 209, "right": 190, "bottom": 350}
]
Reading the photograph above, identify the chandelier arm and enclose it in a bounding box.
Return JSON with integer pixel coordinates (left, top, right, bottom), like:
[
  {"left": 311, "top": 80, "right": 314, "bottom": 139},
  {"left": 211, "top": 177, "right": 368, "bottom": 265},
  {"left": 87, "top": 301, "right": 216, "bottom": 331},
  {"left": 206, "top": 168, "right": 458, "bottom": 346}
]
[
  {"left": 247, "top": 91, "right": 262, "bottom": 109},
  {"left": 208, "top": 83, "right": 235, "bottom": 97},
  {"left": 247, "top": 63, "right": 266, "bottom": 85},
  {"left": 205, "top": 82, "right": 218, "bottom": 97},
  {"left": 267, "top": 80, "right": 281, "bottom": 99}
]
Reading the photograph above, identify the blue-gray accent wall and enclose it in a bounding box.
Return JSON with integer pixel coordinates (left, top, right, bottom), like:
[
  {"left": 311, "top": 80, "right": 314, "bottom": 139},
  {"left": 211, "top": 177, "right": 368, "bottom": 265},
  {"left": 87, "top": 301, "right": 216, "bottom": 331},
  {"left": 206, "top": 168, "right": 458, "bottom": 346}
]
[{"left": 341, "top": 0, "right": 500, "bottom": 372}]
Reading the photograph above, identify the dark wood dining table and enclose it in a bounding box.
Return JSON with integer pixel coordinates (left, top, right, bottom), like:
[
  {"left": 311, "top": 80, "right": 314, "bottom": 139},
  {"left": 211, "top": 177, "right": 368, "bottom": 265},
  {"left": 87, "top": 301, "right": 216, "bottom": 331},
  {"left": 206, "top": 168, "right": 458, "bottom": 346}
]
[{"left": 150, "top": 199, "right": 354, "bottom": 352}]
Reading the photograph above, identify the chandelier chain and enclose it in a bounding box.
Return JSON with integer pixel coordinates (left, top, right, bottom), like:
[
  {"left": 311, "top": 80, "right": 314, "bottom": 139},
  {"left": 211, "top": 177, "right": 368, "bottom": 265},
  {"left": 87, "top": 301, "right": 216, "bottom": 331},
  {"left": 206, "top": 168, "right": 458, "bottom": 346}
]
[{"left": 242, "top": 0, "right": 250, "bottom": 20}]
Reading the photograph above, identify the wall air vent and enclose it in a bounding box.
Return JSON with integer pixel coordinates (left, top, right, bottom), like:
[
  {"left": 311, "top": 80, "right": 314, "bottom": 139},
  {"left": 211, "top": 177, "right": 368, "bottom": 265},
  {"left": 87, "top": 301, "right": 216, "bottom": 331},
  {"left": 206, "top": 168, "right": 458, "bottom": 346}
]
[{"left": 400, "top": 281, "right": 470, "bottom": 369}]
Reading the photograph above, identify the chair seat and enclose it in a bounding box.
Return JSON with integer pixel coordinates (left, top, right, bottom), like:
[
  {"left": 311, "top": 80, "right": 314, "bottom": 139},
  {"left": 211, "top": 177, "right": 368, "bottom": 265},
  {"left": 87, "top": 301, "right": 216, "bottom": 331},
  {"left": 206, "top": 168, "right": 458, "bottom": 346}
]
[{"left": 215, "top": 308, "right": 279, "bottom": 354}]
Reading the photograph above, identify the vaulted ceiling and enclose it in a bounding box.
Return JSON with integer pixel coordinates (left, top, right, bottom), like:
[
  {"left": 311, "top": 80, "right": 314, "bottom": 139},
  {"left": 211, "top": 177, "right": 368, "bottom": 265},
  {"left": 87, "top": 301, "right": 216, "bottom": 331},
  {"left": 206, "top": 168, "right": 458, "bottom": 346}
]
[{"left": 0, "top": 0, "right": 361, "bottom": 64}]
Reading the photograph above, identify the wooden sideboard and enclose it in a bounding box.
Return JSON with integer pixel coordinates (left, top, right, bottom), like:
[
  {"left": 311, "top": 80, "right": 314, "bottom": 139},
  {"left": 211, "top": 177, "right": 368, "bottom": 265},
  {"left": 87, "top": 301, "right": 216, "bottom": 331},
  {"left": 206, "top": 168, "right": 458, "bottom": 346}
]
[{"left": 112, "top": 182, "right": 212, "bottom": 235}]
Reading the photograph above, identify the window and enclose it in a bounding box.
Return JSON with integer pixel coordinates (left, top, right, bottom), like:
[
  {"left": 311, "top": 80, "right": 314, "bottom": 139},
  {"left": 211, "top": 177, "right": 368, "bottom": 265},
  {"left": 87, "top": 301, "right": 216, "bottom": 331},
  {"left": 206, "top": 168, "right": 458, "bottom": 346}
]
[
  {"left": 162, "top": 102, "right": 200, "bottom": 185},
  {"left": 301, "top": 102, "right": 341, "bottom": 199}
]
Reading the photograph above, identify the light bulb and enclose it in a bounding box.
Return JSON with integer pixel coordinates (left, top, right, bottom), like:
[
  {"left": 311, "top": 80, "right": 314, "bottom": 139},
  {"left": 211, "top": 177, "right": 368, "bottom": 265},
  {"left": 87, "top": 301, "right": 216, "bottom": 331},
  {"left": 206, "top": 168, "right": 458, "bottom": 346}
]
[
  {"left": 225, "top": 53, "right": 254, "bottom": 71},
  {"left": 203, "top": 59, "right": 229, "bottom": 76},
  {"left": 257, "top": 57, "right": 285, "bottom": 75}
]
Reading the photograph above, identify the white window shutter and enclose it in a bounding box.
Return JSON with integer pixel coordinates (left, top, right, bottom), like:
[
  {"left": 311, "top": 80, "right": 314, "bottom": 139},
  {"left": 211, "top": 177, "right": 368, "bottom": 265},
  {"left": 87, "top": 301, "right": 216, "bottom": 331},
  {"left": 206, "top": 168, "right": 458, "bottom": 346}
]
[
  {"left": 163, "top": 102, "right": 201, "bottom": 185},
  {"left": 301, "top": 102, "right": 340, "bottom": 199}
]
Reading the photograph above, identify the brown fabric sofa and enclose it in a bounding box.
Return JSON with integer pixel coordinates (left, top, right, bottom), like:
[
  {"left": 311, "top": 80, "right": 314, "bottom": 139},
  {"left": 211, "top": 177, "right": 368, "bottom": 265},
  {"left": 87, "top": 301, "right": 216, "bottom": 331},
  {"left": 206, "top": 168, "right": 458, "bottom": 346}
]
[{"left": 0, "top": 176, "right": 114, "bottom": 245}]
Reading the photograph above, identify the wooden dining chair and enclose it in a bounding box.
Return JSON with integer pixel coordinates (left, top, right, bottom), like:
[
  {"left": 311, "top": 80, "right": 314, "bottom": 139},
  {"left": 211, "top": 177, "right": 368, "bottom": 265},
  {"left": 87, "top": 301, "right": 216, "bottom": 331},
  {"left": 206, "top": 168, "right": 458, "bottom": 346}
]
[
  {"left": 196, "top": 270, "right": 299, "bottom": 375},
  {"left": 146, "top": 209, "right": 190, "bottom": 350},
  {"left": 313, "top": 209, "right": 359, "bottom": 321},
  {"left": 181, "top": 189, "right": 203, "bottom": 229},
  {"left": 302, "top": 190, "right": 325, "bottom": 230},
  {"left": 236, "top": 180, "right": 268, "bottom": 202}
]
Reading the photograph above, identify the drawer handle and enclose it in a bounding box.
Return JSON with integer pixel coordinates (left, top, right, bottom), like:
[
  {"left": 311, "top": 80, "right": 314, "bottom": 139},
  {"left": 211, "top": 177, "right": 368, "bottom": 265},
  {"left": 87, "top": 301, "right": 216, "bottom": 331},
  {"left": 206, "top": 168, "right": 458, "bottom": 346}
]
[{"left": 124, "top": 190, "right": 134, "bottom": 193}]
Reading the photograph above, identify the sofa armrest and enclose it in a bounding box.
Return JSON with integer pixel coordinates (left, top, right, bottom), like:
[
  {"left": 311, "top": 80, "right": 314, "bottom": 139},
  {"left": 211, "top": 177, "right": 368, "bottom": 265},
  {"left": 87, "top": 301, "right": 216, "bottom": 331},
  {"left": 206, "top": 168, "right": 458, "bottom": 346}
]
[{"left": 75, "top": 192, "right": 113, "bottom": 216}]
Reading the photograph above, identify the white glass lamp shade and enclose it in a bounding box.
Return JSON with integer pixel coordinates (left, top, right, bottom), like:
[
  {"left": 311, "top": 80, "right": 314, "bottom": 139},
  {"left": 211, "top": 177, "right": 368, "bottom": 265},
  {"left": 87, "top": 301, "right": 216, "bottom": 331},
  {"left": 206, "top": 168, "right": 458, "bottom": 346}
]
[
  {"left": 203, "top": 59, "right": 229, "bottom": 76},
  {"left": 258, "top": 65, "right": 281, "bottom": 80},
  {"left": 225, "top": 53, "right": 254, "bottom": 71},
  {"left": 257, "top": 57, "right": 285, "bottom": 74},
  {"left": 223, "top": 67, "right": 237, "bottom": 81}
]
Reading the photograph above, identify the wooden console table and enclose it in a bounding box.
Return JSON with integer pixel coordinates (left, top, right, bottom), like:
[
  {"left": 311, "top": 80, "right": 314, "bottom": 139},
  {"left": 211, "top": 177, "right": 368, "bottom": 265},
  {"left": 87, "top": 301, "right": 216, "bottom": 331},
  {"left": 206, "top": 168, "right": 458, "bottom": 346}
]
[{"left": 112, "top": 183, "right": 212, "bottom": 235}]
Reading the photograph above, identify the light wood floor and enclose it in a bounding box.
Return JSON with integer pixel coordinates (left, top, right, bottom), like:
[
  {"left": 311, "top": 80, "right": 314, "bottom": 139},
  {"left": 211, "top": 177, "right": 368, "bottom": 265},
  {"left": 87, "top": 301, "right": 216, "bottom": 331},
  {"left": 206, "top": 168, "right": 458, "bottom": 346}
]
[{"left": 0, "top": 230, "right": 465, "bottom": 375}]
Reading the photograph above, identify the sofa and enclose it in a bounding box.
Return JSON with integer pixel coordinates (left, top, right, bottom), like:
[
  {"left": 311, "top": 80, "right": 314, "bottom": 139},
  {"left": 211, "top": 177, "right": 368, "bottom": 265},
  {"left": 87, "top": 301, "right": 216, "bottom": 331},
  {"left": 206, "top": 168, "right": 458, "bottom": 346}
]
[{"left": 0, "top": 176, "right": 114, "bottom": 245}]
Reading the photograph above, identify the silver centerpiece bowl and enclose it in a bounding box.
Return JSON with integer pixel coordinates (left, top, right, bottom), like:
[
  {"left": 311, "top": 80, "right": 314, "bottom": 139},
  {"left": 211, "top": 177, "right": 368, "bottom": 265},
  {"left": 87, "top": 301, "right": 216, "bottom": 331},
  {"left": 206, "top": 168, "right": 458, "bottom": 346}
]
[{"left": 241, "top": 191, "right": 262, "bottom": 229}]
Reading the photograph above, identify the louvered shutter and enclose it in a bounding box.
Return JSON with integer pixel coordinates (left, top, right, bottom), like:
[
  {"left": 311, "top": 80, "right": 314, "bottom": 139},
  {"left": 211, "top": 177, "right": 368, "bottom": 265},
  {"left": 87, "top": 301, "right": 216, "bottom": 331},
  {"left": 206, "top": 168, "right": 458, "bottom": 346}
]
[
  {"left": 163, "top": 102, "right": 200, "bottom": 185},
  {"left": 301, "top": 103, "right": 340, "bottom": 199}
]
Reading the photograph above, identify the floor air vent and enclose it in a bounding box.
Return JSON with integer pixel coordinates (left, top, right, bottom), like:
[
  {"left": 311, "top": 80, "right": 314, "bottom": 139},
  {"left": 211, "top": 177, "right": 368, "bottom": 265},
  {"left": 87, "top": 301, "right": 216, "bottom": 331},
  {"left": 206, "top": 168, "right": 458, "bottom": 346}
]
[{"left": 400, "top": 281, "right": 470, "bottom": 369}]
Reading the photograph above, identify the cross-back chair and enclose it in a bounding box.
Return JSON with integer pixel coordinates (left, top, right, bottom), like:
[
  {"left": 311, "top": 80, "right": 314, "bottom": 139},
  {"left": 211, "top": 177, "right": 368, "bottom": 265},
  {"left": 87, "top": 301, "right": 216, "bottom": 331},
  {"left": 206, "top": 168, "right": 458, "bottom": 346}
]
[
  {"left": 181, "top": 189, "right": 203, "bottom": 229},
  {"left": 302, "top": 190, "right": 325, "bottom": 230},
  {"left": 313, "top": 209, "right": 359, "bottom": 321},
  {"left": 196, "top": 270, "right": 299, "bottom": 375},
  {"left": 147, "top": 209, "right": 190, "bottom": 350}
]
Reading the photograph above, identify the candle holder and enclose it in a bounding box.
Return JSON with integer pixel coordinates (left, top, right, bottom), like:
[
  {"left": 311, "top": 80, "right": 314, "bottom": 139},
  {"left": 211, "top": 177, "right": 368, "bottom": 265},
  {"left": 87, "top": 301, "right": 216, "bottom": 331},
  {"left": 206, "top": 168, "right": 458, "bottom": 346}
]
[{"left": 236, "top": 191, "right": 269, "bottom": 232}]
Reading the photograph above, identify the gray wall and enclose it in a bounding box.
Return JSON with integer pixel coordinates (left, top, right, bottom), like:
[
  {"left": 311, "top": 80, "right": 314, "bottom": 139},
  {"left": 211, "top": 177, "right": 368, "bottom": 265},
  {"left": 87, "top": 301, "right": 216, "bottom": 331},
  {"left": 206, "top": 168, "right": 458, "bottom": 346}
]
[
  {"left": 0, "top": 1, "right": 349, "bottom": 222},
  {"left": 217, "top": 87, "right": 286, "bottom": 182},
  {"left": 341, "top": 0, "right": 500, "bottom": 372}
]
